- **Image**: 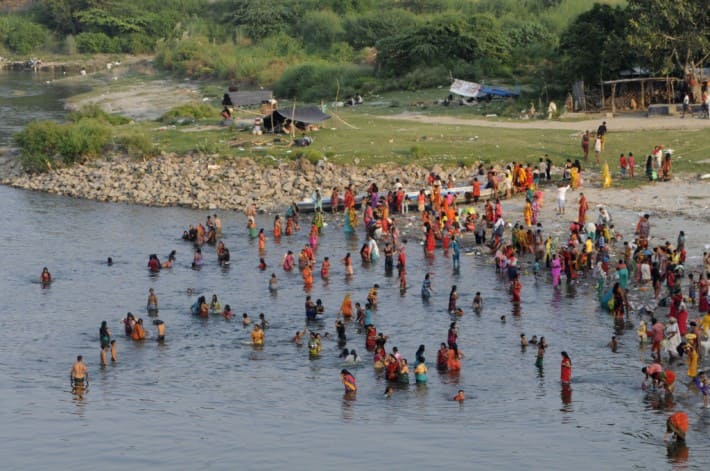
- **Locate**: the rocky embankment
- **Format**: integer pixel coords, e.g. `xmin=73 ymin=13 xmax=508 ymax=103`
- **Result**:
xmin=0 ymin=152 xmax=455 ymax=211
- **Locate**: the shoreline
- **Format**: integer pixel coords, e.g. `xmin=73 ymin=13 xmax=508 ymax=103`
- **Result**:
xmin=0 ymin=152 xmax=707 ymax=256
xmin=0 ymin=152 xmax=435 ymax=212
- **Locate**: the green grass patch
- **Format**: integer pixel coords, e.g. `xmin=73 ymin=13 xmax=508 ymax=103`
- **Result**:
xmin=68 ymin=104 xmax=131 ymax=125
xmin=160 ymin=103 xmax=218 ymax=123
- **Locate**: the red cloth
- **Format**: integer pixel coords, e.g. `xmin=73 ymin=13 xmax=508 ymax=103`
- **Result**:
xmin=561 ymin=358 xmax=572 ymax=383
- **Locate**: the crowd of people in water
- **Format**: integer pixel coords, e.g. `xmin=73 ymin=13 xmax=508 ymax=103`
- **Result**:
xmin=64 ymin=133 xmax=709 ymax=445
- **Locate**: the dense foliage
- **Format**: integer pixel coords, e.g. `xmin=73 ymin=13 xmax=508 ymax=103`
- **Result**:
xmin=15 ymin=105 xmax=158 ymax=172
xmin=15 ymin=119 xmax=111 ymax=172
xmin=1 ymin=0 xmax=708 ymax=100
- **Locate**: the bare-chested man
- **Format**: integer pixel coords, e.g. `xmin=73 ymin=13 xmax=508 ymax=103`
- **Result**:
xmin=70 ymin=355 xmax=88 ymax=389
xmin=245 ymin=200 xmax=257 ymax=218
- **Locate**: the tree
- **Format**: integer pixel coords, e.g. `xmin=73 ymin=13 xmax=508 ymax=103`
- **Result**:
xmin=343 ymin=9 xmax=419 ymax=49
xmin=626 ymin=0 xmax=710 ymax=77
xmin=376 ymin=13 xmax=509 ymax=77
xmin=295 ymin=10 xmax=344 ymax=53
xmin=558 ymin=4 xmax=633 ymax=85
xmin=223 ymin=0 xmax=293 ymax=41
xmin=37 ymin=0 xmax=113 ymax=35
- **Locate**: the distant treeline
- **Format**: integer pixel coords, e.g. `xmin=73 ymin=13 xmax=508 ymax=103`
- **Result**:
xmin=1 ymin=0 xmax=707 ymax=100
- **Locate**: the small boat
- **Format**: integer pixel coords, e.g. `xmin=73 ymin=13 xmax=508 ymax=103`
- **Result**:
xmin=296 ymin=185 xmax=496 ymax=213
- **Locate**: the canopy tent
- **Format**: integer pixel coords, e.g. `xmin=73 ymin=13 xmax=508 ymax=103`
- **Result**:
xmin=222 ymin=90 xmax=273 ymax=108
xmin=450 ymin=78 xmax=519 ymax=99
xmin=262 ymin=107 xmax=330 ymax=132
xmin=450 ymin=79 xmax=482 ymax=98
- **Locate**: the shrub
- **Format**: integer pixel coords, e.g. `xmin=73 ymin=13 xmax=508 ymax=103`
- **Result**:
xmin=117 ymin=133 xmax=158 ymax=159
xmin=15 ymin=120 xmax=112 ymax=172
xmin=160 ymin=103 xmax=218 ymax=123
xmin=68 ymin=104 xmax=131 ymax=126
xmin=274 ymin=63 xmax=373 ymax=102
xmin=20 ymin=152 xmax=53 ymax=173
xmin=3 ymin=17 xmax=48 ymax=54
xmin=120 ymin=33 xmax=155 ymax=54
xmin=410 ymin=145 xmax=427 ymax=159
xmin=15 ymin=120 xmax=63 ymax=159
xmin=57 ymin=122 xmax=111 ymax=164
xmin=76 ymin=32 xmax=120 ymax=53
xmin=293 ymin=149 xmax=323 ymax=165
xmin=64 ymin=34 xmax=77 ymax=55
xmin=295 ymin=10 xmax=344 ymax=53
xmin=388 ymin=65 xmax=448 ymax=91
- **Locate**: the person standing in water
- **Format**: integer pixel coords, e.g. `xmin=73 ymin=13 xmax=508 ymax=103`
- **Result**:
xmin=40 ymin=267 xmax=52 ymax=283
xmin=421 ymin=273 xmax=433 ymax=299
xmin=342 ymin=252 xmax=354 ymax=278
xmin=70 ymin=355 xmax=88 ymax=391
xmin=341 ymin=369 xmax=357 ymax=393
xmin=451 ymin=235 xmax=460 ymax=270
xmin=560 ymin=351 xmax=572 ymax=384
xmin=99 ymin=321 xmax=111 ymax=366
xmin=448 ymin=285 xmax=459 ymax=313
xmin=251 ymin=324 xmax=264 ymax=346
xmin=147 ymin=288 xmax=158 ymax=314
xmin=510 ymin=276 xmax=522 ymax=304
xmin=472 ymin=292 xmax=483 ymax=312
xmin=664 ymin=411 xmax=688 ymax=443
xmin=414 ymin=360 xmax=428 ymax=384
xmin=536 ymin=342 xmax=545 ymax=368
xmin=110 ymin=340 xmax=117 ymax=362
xmin=153 ymin=319 xmax=166 ymax=342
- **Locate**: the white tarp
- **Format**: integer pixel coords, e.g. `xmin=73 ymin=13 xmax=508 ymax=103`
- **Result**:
xmin=450 ymin=79 xmax=482 ymax=98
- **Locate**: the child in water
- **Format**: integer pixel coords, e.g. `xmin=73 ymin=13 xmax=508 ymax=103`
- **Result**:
xmin=292 ymin=329 xmax=307 ymax=345
xmin=472 ymin=292 xmax=483 ymax=311
xmin=453 ymin=390 xmax=465 ymax=401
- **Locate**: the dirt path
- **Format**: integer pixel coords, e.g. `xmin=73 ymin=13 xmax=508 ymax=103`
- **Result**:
xmin=382 ymin=112 xmax=710 ymax=132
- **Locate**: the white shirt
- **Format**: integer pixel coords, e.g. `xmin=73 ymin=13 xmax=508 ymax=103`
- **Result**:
xmin=557 ymin=185 xmax=570 ymax=200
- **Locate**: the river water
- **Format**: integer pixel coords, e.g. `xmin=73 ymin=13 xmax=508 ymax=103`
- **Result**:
xmin=0 ymin=70 xmax=89 ymax=145
xmin=0 ymin=72 xmax=706 ymax=470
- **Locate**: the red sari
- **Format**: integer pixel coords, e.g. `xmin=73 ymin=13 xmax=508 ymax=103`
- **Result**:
xmin=344 ymin=189 xmax=354 ymax=209
xmin=447 ymin=349 xmax=461 ymax=371
xmin=425 ymin=230 xmax=435 ymax=254
xmin=561 ymin=358 xmax=572 ymax=383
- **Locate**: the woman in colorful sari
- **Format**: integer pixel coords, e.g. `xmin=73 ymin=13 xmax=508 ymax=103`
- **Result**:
xmin=560 ymin=351 xmax=572 ymax=384
xmin=385 ymin=354 xmax=400 ymax=382
xmin=551 ymin=253 xmax=562 ymax=287
xmin=569 ymin=166 xmax=580 ymax=190
xmin=665 ymin=411 xmax=688 ymax=442
xmin=523 ymin=200 xmax=533 ymax=227
xmin=341 ymin=369 xmax=357 ymax=393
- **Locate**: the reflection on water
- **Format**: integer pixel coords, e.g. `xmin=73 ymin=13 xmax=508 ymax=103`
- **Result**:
xmin=0 ymin=185 xmax=709 ymax=468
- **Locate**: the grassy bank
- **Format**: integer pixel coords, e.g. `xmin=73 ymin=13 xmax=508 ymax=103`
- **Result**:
xmin=15 ymin=72 xmax=709 ymax=184
xmin=141 ymin=108 xmax=709 ymax=185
